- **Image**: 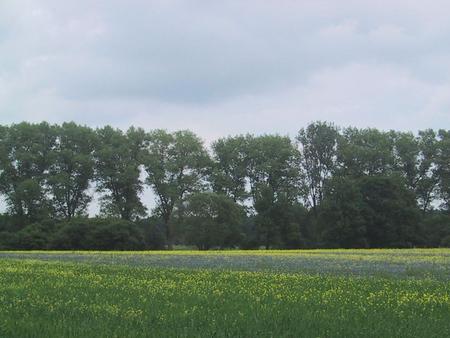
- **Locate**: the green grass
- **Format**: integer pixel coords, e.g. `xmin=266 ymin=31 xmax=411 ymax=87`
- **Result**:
xmin=0 ymin=250 xmax=449 ymax=337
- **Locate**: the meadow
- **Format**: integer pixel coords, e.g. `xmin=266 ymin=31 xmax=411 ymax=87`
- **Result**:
xmin=0 ymin=250 xmax=449 ymax=337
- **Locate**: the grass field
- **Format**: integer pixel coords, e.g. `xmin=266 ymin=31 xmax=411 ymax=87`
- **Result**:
xmin=0 ymin=250 xmax=449 ymax=337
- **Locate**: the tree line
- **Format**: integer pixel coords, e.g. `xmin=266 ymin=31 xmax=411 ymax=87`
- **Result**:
xmin=0 ymin=121 xmax=449 ymax=250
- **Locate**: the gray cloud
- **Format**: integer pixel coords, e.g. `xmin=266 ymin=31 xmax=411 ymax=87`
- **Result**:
xmin=0 ymin=0 xmax=449 ymax=138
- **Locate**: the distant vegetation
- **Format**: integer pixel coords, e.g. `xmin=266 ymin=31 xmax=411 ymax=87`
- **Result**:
xmin=0 ymin=121 xmax=448 ymax=249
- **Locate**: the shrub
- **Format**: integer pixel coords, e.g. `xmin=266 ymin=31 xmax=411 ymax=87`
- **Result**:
xmin=50 ymin=218 xmax=146 ymax=250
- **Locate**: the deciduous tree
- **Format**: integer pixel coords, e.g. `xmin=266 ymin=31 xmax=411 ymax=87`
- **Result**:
xmin=95 ymin=126 xmax=146 ymax=220
xmin=143 ymin=130 xmax=209 ymax=248
xmin=48 ymin=122 xmax=95 ymax=219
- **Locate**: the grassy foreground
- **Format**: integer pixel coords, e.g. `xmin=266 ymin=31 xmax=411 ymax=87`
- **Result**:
xmin=0 ymin=250 xmax=449 ymax=337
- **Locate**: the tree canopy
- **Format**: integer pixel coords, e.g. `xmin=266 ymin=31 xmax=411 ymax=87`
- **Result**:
xmin=0 ymin=121 xmax=448 ymax=250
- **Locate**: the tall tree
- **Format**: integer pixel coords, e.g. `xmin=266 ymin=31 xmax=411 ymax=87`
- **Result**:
xmin=0 ymin=122 xmax=56 ymax=221
xmin=246 ymin=135 xmax=300 ymax=248
xmin=318 ymin=176 xmax=368 ymax=248
xmin=359 ymin=176 xmax=421 ymax=247
xmin=210 ymin=136 xmax=249 ymax=203
xmin=319 ymin=175 xmax=421 ymax=248
xmin=337 ymin=127 xmax=395 ymax=177
xmin=47 ymin=122 xmax=95 ymax=219
xmin=393 ymin=130 xmax=439 ymax=212
xmin=94 ymin=126 xmax=146 ymax=220
xmin=437 ymin=129 xmax=450 ymax=211
xmin=393 ymin=131 xmax=420 ymax=188
xmin=0 ymin=125 xmax=8 ymax=197
xmin=143 ymin=130 xmax=209 ymax=249
xmin=297 ymin=121 xmax=339 ymax=214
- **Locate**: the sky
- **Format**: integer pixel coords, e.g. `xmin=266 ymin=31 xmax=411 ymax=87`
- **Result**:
xmin=0 ymin=0 xmax=449 ymax=144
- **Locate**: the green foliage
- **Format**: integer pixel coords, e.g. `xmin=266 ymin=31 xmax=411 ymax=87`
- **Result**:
xmin=50 ymin=218 xmax=145 ymax=250
xmin=0 ymin=231 xmax=17 ymax=249
xmin=338 ymin=127 xmax=396 ymax=177
xmin=135 ymin=217 xmax=167 ymax=250
xmin=143 ymin=129 xmax=210 ymax=248
xmin=297 ymin=121 xmax=339 ymax=213
xmin=48 ymin=122 xmax=96 ymax=219
xmin=94 ymin=126 xmax=146 ymax=220
xmin=210 ymin=135 xmax=249 ymax=202
xmin=183 ymin=192 xmax=245 ymax=249
xmin=437 ymin=129 xmax=450 ymax=210
xmin=319 ymin=176 xmax=422 ymax=248
xmin=359 ymin=176 xmax=421 ymax=247
xmin=246 ymin=135 xmax=301 ymax=248
xmin=319 ymin=176 xmax=368 ymax=248
xmin=392 ymin=129 xmax=439 ymax=212
xmin=15 ymin=220 xmax=56 ymax=250
xmin=0 ymin=121 xmax=448 ymax=250
xmin=421 ymin=212 xmax=450 ymax=247
xmin=0 ymin=122 xmax=56 ymax=221
xmin=441 ymin=235 xmax=450 ymax=247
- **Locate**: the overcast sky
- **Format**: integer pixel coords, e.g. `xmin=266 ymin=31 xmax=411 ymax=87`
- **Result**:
xmin=1 ymin=0 xmax=449 ymax=142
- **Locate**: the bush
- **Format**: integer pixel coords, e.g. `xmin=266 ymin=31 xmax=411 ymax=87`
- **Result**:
xmin=50 ymin=218 xmax=146 ymax=250
xmin=0 ymin=231 xmax=18 ymax=249
xmin=183 ymin=193 xmax=245 ymax=250
xmin=441 ymin=235 xmax=450 ymax=247
xmin=16 ymin=224 xmax=49 ymax=250
xmin=136 ymin=217 xmax=166 ymax=250
xmin=13 ymin=219 xmax=57 ymax=249
xmin=421 ymin=212 xmax=450 ymax=247
xmin=0 ymin=214 xmax=29 ymax=233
